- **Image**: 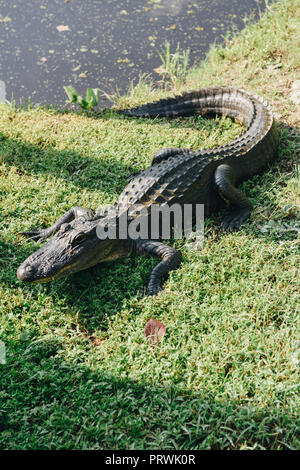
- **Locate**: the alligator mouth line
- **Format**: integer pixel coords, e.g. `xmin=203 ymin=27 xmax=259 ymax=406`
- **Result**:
xmin=23 ymin=261 xmax=79 ymax=283
xmin=30 ymin=276 xmax=56 ymax=284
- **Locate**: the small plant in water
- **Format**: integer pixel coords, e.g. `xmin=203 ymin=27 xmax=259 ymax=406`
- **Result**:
xmin=64 ymin=85 xmax=99 ymax=111
xmin=156 ymin=41 xmax=190 ymax=88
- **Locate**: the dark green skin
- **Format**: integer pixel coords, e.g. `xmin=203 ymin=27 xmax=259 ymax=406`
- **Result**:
xmin=17 ymin=87 xmax=279 ymax=295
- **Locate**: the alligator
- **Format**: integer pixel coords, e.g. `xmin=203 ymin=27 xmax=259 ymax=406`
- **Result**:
xmin=17 ymin=87 xmax=279 ymax=295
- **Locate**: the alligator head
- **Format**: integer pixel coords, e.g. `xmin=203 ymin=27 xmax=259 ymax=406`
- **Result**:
xmin=17 ymin=216 xmax=127 ymax=283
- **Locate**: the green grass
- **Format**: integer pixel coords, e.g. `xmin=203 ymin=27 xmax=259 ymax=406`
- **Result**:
xmin=0 ymin=0 xmax=299 ymax=450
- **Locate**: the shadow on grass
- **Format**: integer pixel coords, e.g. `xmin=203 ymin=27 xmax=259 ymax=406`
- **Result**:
xmin=0 ymin=133 xmax=135 ymax=195
xmin=44 ymin=256 xmax=155 ymax=332
xmin=0 ymin=338 xmax=298 ymax=450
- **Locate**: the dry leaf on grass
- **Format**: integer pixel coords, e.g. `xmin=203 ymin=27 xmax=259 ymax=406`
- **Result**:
xmin=153 ymin=66 xmax=167 ymax=75
xmin=90 ymin=336 xmax=105 ymax=346
xmin=144 ymin=319 xmax=166 ymax=347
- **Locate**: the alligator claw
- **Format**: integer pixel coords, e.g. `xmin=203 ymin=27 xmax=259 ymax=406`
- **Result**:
xmin=221 ymin=208 xmax=251 ymax=232
xmin=146 ymin=284 xmax=163 ymax=297
xmin=19 ymin=228 xmax=49 ymax=242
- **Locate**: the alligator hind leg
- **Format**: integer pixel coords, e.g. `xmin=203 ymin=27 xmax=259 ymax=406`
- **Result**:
xmin=214 ymin=164 xmax=252 ymax=232
xmin=133 ymin=239 xmax=182 ymax=296
xmin=20 ymin=206 xmax=94 ymax=242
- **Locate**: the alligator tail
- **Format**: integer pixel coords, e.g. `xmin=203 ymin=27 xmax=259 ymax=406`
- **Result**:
xmin=116 ymin=87 xmax=255 ymax=121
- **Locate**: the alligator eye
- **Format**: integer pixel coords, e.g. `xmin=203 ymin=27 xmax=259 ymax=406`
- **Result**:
xmin=73 ymin=233 xmax=86 ymax=245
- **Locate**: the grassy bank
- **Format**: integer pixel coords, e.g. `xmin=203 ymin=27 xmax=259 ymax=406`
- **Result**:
xmin=0 ymin=0 xmax=299 ymax=449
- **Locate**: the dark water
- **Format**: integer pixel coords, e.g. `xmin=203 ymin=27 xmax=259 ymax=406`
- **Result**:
xmin=0 ymin=0 xmax=268 ymax=108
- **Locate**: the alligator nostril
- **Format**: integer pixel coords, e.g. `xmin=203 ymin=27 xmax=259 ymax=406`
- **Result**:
xmin=60 ymin=223 xmax=70 ymax=233
xmin=17 ymin=264 xmax=35 ymax=281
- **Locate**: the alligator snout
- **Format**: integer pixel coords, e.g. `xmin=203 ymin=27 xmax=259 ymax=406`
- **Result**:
xmin=17 ymin=263 xmax=36 ymax=282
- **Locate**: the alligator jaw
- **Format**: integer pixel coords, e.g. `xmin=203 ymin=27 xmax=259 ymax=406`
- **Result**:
xmin=17 ymin=224 xmax=126 ymax=284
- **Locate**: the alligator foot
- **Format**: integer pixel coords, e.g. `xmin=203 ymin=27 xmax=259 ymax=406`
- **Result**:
xmin=20 ymin=206 xmax=94 ymax=242
xmin=214 ymin=164 xmax=253 ymax=232
xmin=146 ymin=283 xmax=163 ymax=297
xmin=20 ymin=227 xmax=53 ymax=242
xmin=221 ymin=207 xmax=251 ymax=232
xmin=133 ymin=239 xmax=182 ymax=296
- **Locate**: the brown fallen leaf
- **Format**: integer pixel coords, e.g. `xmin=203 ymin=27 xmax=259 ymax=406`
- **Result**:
xmin=56 ymin=25 xmax=70 ymax=32
xmin=153 ymin=66 xmax=167 ymax=75
xmin=90 ymin=336 xmax=105 ymax=346
xmin=144 ymin=319 xmax=166 ymax=347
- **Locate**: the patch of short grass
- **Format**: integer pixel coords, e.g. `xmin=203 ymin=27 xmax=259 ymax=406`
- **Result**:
xmin=0 ymin=0 xmax=299 ymax=450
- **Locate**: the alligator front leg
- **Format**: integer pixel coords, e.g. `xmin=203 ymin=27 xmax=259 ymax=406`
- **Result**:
xmin=20 ymin=206 xmax=94 ymax=241
xmin=134 ymin=239 xmax=182 ymax=296
xmin=214 ymin=164 xmax=253 ymax=232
